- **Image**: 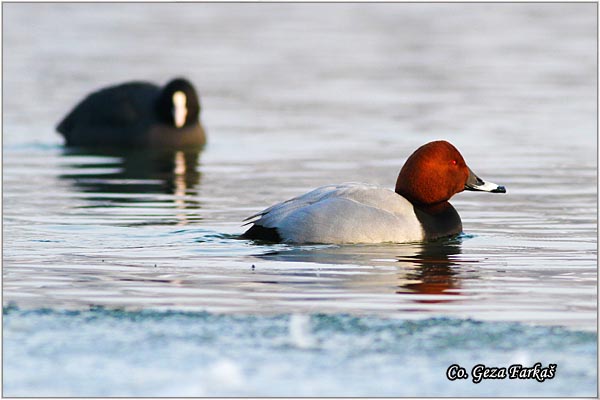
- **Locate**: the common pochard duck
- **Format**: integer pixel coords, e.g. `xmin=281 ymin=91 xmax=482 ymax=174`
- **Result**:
xmin=243 ymin=140 xmax=506 ymax=244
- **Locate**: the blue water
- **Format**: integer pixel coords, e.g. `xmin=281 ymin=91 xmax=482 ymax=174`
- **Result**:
xmin=3 ymin=306 xmax=596 ymax=397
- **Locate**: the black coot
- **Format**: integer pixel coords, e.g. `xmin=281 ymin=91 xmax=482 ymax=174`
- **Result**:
xmin=57 ymin=78 xmax=206 ymax=148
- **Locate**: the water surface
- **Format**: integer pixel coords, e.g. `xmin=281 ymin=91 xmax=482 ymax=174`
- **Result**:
xmin=3 ymin=307 xmax=597 ymax=397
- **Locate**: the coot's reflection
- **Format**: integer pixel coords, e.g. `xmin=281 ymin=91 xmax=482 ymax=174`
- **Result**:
xmin=59 ymin=148 xmax=203 ymax=221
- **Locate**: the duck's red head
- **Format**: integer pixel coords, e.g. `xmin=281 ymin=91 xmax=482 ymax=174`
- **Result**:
xmin=395 ymin=140 xmax=505 ymax=206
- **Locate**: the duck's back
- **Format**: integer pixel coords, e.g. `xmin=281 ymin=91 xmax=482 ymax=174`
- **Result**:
xmin=244 ymin=183 xmax=425 ymax=244
xmin=57 ymin=82 xmax=161 ymax=147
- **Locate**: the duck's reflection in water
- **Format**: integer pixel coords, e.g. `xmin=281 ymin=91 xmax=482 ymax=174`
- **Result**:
xmin=395 ymin=239 xmax=464 ymax=302
xmin=59 ymin=148 xmax=203 ymax=225
xmin=252 ymin=237 xmax=471 ymax=303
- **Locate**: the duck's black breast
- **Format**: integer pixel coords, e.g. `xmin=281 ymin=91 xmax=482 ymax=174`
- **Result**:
xmin=413 ymin=202 xmax=463 ymax=240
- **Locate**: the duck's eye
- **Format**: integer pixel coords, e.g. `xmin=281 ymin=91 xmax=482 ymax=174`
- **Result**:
xmin=451 ymin=159 xmax=457 ymax=166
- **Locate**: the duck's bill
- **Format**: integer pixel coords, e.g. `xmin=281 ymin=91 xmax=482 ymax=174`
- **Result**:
xmin=465 ymin=167 xmax=506 ymax=193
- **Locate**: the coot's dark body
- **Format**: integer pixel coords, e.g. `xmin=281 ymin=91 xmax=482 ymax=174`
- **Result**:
xmin=57 ymin=78 xmax=206 ymax=149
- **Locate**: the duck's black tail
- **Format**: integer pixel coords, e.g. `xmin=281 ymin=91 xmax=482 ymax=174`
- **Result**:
xmin=241 ymin=225 xmax=282 ymax=243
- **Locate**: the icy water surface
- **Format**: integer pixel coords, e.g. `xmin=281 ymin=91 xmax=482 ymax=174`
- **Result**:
xmin=3 ymin=2 xmax=597 ymax=397
xmin=3 ymin=307 xmax=597 ymax=397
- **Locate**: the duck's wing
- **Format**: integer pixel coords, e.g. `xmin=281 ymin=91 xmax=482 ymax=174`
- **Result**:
xmin=243 ymin=182 xmax=400 ymax=227
xmin=242 ymin=184 xmax=347 ymax=226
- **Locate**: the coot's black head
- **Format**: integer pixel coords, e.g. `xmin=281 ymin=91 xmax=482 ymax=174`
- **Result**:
xmin=156 ymin=78 xmax=201 ymax=128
